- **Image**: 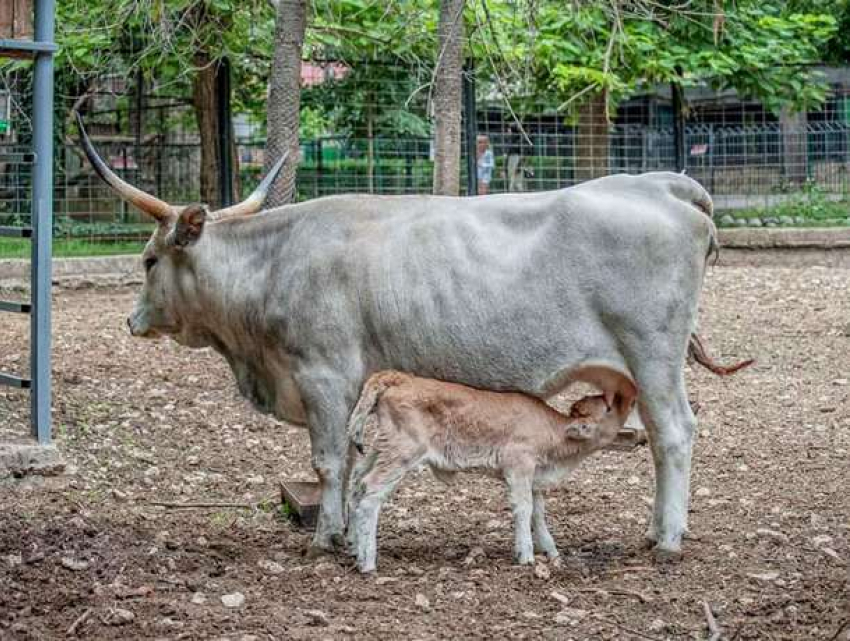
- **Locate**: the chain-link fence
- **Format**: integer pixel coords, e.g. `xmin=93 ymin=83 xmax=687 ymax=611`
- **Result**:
xmin=2 ymin=61 xmax=850 ymax=256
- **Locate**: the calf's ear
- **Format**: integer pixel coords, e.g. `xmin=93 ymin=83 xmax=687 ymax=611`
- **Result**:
xmin=168 ymin=204 xmax=208 ymax=248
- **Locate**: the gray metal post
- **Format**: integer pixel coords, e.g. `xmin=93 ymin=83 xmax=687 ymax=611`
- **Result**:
xmin=31 ymin=0 xmax=55 ymax=444
xmin=216 ymin=57 xmax=233 ymax=208
xmin=671 ymin=81 xmax=686 ymax=172
xmin=463 ymin=64 xmax=477 ymax=196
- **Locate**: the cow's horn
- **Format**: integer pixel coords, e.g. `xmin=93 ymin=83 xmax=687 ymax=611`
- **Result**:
xmin=76 ymin=112 xmax=173 ymax=222
xmin=212 ymin=152 xmax=288 ymax=220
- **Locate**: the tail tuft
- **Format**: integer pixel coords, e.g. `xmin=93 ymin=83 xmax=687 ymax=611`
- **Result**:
xmin=688 ymin=334 xmax=754 ymax=376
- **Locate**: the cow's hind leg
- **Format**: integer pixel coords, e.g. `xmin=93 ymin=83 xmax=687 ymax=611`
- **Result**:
xmin=634 ymin=364 xmax=696 ymax=561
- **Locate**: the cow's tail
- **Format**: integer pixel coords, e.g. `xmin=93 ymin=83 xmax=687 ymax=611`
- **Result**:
xmin=688 ymin=333 xmax=754 ymax=376
xmin=348 ymin=371 xmax=410 ymax=454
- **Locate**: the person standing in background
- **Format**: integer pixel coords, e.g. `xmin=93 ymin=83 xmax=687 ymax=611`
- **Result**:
xmin=477 ymin=134 xmax=495 ymax=195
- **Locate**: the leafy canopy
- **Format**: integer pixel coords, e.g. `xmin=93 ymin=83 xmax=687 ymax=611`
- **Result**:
xmin=41 ymin=0 xmax=844 ymax=127
xmin=473 ymin=0 xmax=838 ymax=115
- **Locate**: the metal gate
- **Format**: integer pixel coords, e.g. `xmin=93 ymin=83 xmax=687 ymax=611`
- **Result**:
xmin=0 ymin=0 xmax=54 ymax=444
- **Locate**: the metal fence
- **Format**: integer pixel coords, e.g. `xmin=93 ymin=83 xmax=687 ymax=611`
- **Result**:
xmin=0 ymin=123 xmax=843 ymax=250
xmin=1 ymin=122 xmax=848 ymax=240
xmin=2 ymin=62 xmax=850 ymax=250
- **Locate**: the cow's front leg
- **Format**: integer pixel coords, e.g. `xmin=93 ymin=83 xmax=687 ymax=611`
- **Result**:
xmin=298 ymin=372 xmax=360 ymax=553
xmin=309 ymin=425 xmax=347 ymax=552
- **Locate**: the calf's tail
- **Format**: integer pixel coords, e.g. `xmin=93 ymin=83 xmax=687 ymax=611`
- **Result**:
xmin=688 ymin=333 xmax=754 ymax=376
xmin=348 ymin=371 xmax=410 ymax=454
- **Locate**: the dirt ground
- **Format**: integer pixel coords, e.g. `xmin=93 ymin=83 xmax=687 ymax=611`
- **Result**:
xmin=0 ymin=262 xmax=848 ymax=640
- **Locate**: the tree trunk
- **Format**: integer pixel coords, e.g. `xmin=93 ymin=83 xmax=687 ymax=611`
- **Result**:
xmin=432 ymin=0 xmax=464 ymax=196
xmin=192 ymin=55 xmax=240 ymax=208
xmin=193 ymin=54 xmax=221 ymax=208
xmin=265 ymin=0 xmax=307 ymax=207
xmin=781 ymin=106 xmax=807 ymax=185
xmin=574 ymin=91 xmax=610 ymax=183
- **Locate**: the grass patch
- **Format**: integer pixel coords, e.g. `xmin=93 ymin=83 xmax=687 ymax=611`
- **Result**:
xmin=0 ymin=238 xmax=145 ymax=259
xmin=719 ymin=182 xmax=850 ymax=227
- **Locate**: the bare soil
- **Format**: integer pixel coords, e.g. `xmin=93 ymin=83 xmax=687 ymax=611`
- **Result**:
xmin=0 ymin=264 xmax=848 ymax=640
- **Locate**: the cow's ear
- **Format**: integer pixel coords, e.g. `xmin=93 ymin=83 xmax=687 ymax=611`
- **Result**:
xmin=168 ymin=204 xmax=208 ymax=248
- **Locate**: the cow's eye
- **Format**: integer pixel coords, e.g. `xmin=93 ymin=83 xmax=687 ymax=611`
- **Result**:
xmin=144 ymin=257 xmax=158 ymax=273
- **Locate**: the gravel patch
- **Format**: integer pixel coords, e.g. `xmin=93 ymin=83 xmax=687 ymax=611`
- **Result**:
xmin=0 ymin=264 xmax=847 ymax=639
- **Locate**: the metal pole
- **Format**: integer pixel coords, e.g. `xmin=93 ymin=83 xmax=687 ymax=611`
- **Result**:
xmin=463 ymin=63 xmax=477 ymax=196
xmin=216 ymin=57 xmax=233 ymax=208
xmin=31 ymin=0 xmax=55 ymax=444
xmin=134 ymin=66 xmax=143 ymax=196
xmin=671 ymin=81 xmax=686 ymax=172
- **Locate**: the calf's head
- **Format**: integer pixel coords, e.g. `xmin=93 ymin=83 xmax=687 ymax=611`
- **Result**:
xmin=76 ymin=115 xmax=285 ymax=346
xmin=568 ymin=395 xmax=609 ymax=421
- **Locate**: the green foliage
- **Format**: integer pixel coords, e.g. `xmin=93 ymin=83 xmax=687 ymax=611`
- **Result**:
xmin=51 ymin=217 xmax=152 ymax=239
xmin=308 ymin=0 xmax=438 ymax=61
xmin=730 ymin=181 xmax=850 ymax=224
xmin=475 ymin=0 xmax=838 ymax=117
xmin=0 ymin=237 xmax=145 ymax=258
xmin=55 ymin=0 xmax=275 ymax=116
xmin=19 ymin=1 xmax=850 ymax=157
xmin=51 ymin=0 xmax=442 ymax=131
xmin=300 ymin=106 xmax=331 ymax=139
xmin=302 ymin=64 xmax=431 ymax=138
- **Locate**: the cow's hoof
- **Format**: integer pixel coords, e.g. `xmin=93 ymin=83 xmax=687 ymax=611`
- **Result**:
xmin=643 ymin=525 xmax=657 ymax=548
xmin=308 ymin=532 xmax=346 ymax=558
xmin=653 ymin=547 xmax=683 ymax=564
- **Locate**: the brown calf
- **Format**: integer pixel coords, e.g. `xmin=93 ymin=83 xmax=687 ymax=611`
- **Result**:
xmin=346 ymin=371 xmax=637 ymax=572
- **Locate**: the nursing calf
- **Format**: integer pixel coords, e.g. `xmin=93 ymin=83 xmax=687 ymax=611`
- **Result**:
xmin=346 ymin=371 xmax=637 ymax=573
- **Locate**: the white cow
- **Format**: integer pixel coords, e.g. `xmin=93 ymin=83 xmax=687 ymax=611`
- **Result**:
xmin=79 ymin=116 xmax=731 ymax=559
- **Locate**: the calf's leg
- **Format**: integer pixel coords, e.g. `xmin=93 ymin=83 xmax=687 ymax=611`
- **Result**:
xmin=505 ymin=470 xmax=535 ymax=564
xmin=352 ymin=450 xmax=416 ymax=573
xmin=531 ymin=489 xmax=559 ymax=560
xmin=345 ymin=450 xmax=378 ymax=554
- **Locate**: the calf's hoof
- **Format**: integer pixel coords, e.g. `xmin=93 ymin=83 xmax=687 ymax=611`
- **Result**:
xmin=653 ymin=546 xmax=683 ymax=564
xmin=306 ymin=544 xmax=335 ymax=559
